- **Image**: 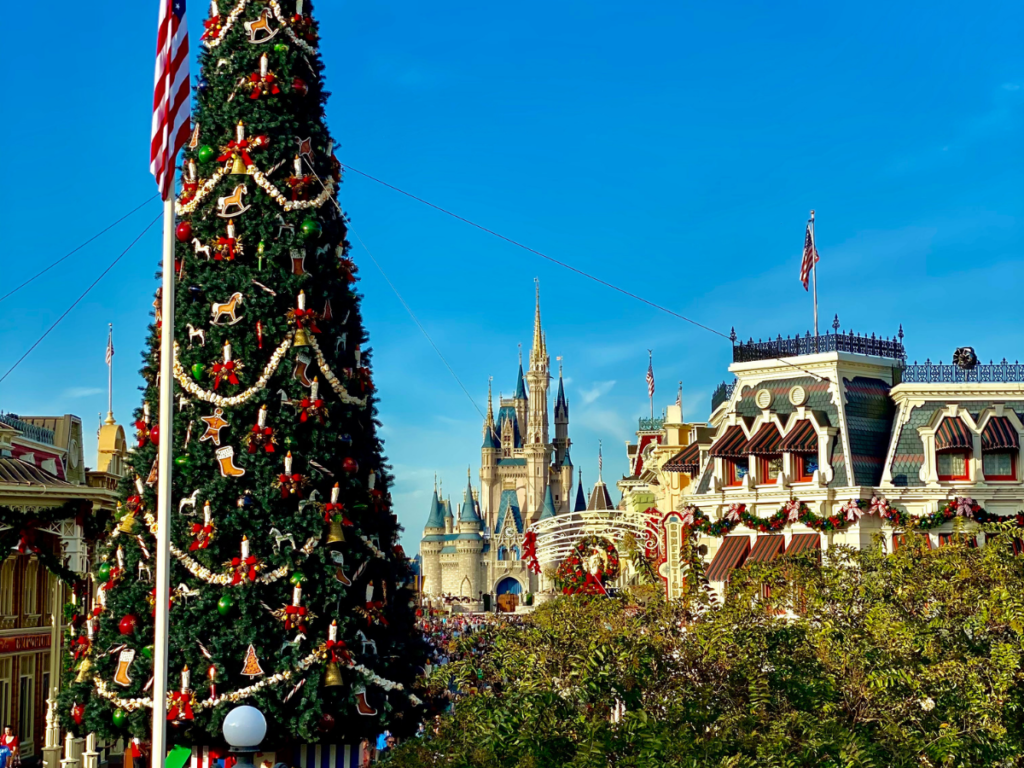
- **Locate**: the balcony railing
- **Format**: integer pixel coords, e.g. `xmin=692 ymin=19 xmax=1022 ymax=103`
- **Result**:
xmin=732 ymin=328 xmax=906 ymax=364
xmin=900 ymin=358 xmax=1024 ymax=384
xmin=0 ymin=413 xmax=55 ymax=445
xmin=637 ymin=417 xmax=664 ymax=432
xmin=711 ymin=380 xmax=736 ymax=411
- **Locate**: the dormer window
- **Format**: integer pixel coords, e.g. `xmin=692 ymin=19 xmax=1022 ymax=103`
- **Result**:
xmin=935 ymin=417 xmax=972 ymax=482
xmin=725 ymin=459 xmax=748 ymax=487
xmin=709 ymin=426 xmax=749 ymax=488
xmin=747 ymin=423 xmax=782 ymax=485
xmin=794 ymin=454 xmax=818 ymax=483
xmin=781 ymin=420 xmax=819 ymax=483
xmin=982 ymin=417 xmax=1019 ymax=481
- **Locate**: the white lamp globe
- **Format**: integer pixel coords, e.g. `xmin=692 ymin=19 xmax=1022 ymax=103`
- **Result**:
xmin=222 ymin=705 xmax=267 ymax=749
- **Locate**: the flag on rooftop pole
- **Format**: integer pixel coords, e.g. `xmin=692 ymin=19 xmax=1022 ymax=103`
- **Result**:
xmin=149 ymin=0 xmax=190 ymax=763
xmin=105 ymin=325 xmax=115 ymax=365
xmin=646 ymin=350 xmax=655 ymax=419
xmin=800 ymin=211 xmax=820 ymax=338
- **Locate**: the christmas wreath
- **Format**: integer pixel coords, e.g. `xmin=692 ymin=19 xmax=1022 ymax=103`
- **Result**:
xmin=555 ymin=535 xmax=620 ymax=595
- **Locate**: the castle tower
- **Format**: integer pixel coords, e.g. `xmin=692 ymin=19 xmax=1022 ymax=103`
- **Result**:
xmin=513 ymin=347 xmax=527 ymax=436
xmin=574 ymin=468 xmax=587 ymax=512
xmin=456 ymin=469 xmax=484 ymax=597
xmin=480 ymin=378 xmax=498 ymax=530
xmin=420 ymin=478 xmax=445 ymax=596
xmin=553 ymin=357 xmax=573 ymax=511
xmin=524 ymin=280 xmax=552 ymax=520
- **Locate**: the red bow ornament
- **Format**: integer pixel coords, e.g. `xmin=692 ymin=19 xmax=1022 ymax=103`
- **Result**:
xmin=167 ymin=691 xmax=195 ymax=721
xmin=324 ymin=639 xmax=352 ymax=664
xmin=211 ymin=360 xmax=239 ymax=389
xmin=134 ymin=419 xmax=152 ymax=448
xmin=71 ymin=635 xmax=91 ymax=661
xmin=323 ymin=502 xmax=353 ymax=526
xmin=201 ymin=14 xmax=222 ymax=40
xmin=249 ymin=71 xmax=280 ymax=99
xmin=291 ymin=308 xmax=322 ymax=335
xmin=284 ymin=605 xmax=308 ymax=632
xmin=298 ymin=397 xmax=326 ymax=424
xmin=247 ymin=425 xmax=276 ymax=453
xmin=215 ymin=237 xmax=237 ymax=261
xmin=277 ymin=473 xmax=306 ymax=498
xmin=228 ymin=555 xmax=260 ymax=585
xmin=189 ymin=522 xmax=215 ymax=551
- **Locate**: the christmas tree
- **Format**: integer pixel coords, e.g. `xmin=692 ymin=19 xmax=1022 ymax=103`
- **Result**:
xmin=59 ymin=0 xmax=425 ymax=747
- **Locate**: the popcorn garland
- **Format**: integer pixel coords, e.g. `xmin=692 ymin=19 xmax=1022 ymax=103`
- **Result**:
xmin=308 ymin=335 xmax=369 ymax=407
xmin=93 ymin=647 xmax=420 ymax=711
xmin=204 ymin=0 xmax=318 ymax=57
xmin=173 ymin=337 xmax=292 ymax=408
xmin=175 ymin=165 xmax=334 ymax=216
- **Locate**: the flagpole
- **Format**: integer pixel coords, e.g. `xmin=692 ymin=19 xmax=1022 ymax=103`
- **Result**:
xmin=809 ymin=210 xmax=819 ymax=339
xmin=106 ymin=324 xmax=114 ymax=422
xmin=648 ymin=350 xmax=653 ymax=419
xmin=151 ymin=196 xmax=176 ymax=765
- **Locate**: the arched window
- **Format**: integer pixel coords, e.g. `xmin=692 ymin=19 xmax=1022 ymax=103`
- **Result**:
xmin=935 ymin=417 xmax=972 ymax=481
xmin=497 ymin=546 xmax=508 ymax=561
xmin=510 ymin=546 xmax=520 ymax=560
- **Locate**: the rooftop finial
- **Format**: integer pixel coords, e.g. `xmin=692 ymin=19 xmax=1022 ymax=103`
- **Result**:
xmin=518 ymin=343 xmax=522 ymax=366
xmin=557 ymin=355 xmax=563 ymax=377
xmin=485 ymin=377 xmax=494 ymax=426
xmin=434 ymin=472 xmax=437 ymax=491
xmin=598 ymin=440 xmax=603 ymax=482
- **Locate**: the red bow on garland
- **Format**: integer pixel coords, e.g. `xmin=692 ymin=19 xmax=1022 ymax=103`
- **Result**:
xmin=71 ymin=635 xmax=91 ymax=661
xmin=284 ymin=605 xmax=308 ymax=632
xmin=249 ymin=72 xmax=280 ymax=99
xmin=278 ymin=473 xmax=306 ymax=498
xmin=211 ymin=360 xmax=239 ymax=389
xmin=287 ymin=174 xmax=313 ymax=201
xmin=324 ymin=502 xmax=353 ymax=526
xmin=201 ymin=15 xmax=222 ymax=40
xmin=325 ymin=639 xmax=352 ymax=664
xmin=126 ymin=493 xmax=144 ymax=514
xmin=103 ymin=567 xmax=123 ymax=592
xmin=292 ymin=308 xmax=321 ymax=334
xmin=189 ymin=522 xmax=214 ymax=551
xmin=229 ymin=556 xmax=259 ymax=585
xmin=217 ymin=141 xmax=253 ymax=168
xmin=215 ymin=237 xmax=237 ymax=260
xmin=133 ymin=420 xmax=151 ymax=448
xmin=167 ymin=691 xmax=195 ymax=721
xmin=298 ymin=397 xmax=325 ymax=423
xmin=247 ymin=425 xmax=276 ymax=453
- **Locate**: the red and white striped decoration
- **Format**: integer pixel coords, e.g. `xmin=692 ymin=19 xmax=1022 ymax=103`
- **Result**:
xmin=150 ymin=0 xmax=191 ymax=200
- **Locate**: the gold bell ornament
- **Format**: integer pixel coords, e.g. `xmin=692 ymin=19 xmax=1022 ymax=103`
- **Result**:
xmin=231 ymin=121 xmax=248 ymax=174
xmin=293 ymin=326 xmax=311 ymax=347
xmin=326 ymin=518 xmax=345 ymax=545
xmin=75 ymin=657 xmax=93 ymax=684
xmin=323 ymin=661 xmax=343 ymax=687
xmin=117 ymin=508 xmax=137 ymax=535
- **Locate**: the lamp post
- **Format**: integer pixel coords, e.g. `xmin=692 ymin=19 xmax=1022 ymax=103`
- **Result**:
xmin=222 ymin=706 xmax=267 ymax=768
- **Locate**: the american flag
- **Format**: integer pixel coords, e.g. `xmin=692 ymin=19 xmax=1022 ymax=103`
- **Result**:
xmin=150 ymin=0 xmax=191 ymax=200
xmin=105 ymin=326 xmax=115 ymax=366
xmin=646 ymin=353 xmax=655 ymax=398
xmin=799 ymin=219 xmax=819 ymax=291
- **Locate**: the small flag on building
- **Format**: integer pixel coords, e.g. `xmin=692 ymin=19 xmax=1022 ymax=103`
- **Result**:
xmin=799 ymin=219 xmax=819 ymax=291
xmin=646 ymin=351 xmax=655 ymax=398
xmin=105 ymin=326 xmax=115 ymax=365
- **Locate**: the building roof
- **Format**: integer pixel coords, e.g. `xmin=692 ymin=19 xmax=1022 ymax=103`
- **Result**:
xmin=496 ymin=406 xmax=523 ymax=449
xmin=561 ymin=448 xmax=573 ymax=467
xmin=586 ymin=480 xmax=615 ymax=511
xmin=539 ymin=485 xmax=557 ymax=520
xmin=482 ymin=425 xmax=499 ymax=449
xmin=442 ymin=498 xmax=453 ymax=519
xmin=496 ymin=490 xmax=524 ymax=532
xmin=574 ymin=473 xmax=587 ymax=511
xmin=424 ymin=488 xmax=445 ymax=530
xmin=0 ymin=456 xmax=71 ymax=487
xmin=664 ymin=443 xmax=700 ymax=472
xmin=554 ymin=371 xmax=568 ymax=418
xmin=459 ymin=476 xmax=480 ymax=523
xmin=497 ymin=458 xmax=526 ymax=466
xmin=514 ymin=363 xmax=527 ymax=400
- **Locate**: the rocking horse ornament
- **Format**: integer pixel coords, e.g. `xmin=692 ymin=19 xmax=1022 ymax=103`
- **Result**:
xmin=216 ymin=184 xmax=250 ymax=218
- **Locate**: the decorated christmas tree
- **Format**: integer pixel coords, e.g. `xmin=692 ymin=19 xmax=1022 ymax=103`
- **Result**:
xmin=59 ymin=0 xmax=425 ymax=747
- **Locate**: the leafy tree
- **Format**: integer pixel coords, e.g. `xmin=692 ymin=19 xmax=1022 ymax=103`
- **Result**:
xmin=388 ymin=525 xmax=1024 ymax=767
xmin=59 ymin=0 xmax=425 ymax=747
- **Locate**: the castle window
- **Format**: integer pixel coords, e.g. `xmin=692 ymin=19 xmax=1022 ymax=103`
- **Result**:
xmin=497 ymin=546 xmax=508 ymax=561
xmin=511 ymin=546 xmax=520 ymax=560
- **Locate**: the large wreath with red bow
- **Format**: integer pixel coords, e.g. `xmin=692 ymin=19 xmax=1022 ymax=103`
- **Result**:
xmin=555 ymin=535 xmax=620 ymax=595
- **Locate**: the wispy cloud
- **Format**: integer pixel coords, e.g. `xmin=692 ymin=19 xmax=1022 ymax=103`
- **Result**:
xmin=63 ymin=387 xmax=104 ymax=399
xmin=578 ymin=380 xmax=616 ymax=405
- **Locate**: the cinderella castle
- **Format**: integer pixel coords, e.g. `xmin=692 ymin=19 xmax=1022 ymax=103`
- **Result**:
xmin=420 ymin=283 xmax=579 ymax=606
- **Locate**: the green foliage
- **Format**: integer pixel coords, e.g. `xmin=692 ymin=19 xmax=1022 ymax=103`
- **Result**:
xmin=56 ymin=0 xmax=425 ymax=747
xmin=387 ymin=526 xmax=1024 ymax=767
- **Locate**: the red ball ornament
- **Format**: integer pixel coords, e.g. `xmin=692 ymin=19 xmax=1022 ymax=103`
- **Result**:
xmin=175 ymin=221 xmax=193 ymax=242
xmin=149 ymin=424 xmax=160 ymax=445
xmin=292 ymin=77 xmax=308 ymax=96
xmin=118 ymin=614 xmax=138 ymax=636
xmin=71 ymin=703 xmax=85 ymax=726
xmin=342 ymin=458 xmax=358 ymax=474
xmin=317 ymin=713 xmax=336 ymax=732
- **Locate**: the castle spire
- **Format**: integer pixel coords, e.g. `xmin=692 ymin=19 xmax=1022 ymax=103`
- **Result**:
xmin=529 ymin=278 xmax=547 ymax=369
xmin=486 ymin=377 xmax=494 ymax=425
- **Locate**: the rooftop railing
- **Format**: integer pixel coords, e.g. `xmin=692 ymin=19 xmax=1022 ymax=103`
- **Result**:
xmin=637 ymin=417 xmax=665 ymax=432
xmin=711 ymin=380 xmax=736 ymax=411
xmin=0 ymin=413 xmax=56 ymax=445
xmin=731 ymin=326 xmax=906 ymax=364
xmin=900 ymin=358 xmax=1024 ymax=384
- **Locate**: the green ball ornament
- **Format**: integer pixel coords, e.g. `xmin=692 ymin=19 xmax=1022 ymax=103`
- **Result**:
xmin=289 ymin=573 xmax=305 ymax=587
xmin=299 ymin=218 xmax=322 ymax=240
xmin=174 ymin=455 xmax=190 ymax=467
xmin=97 ymin=562 xmax=112 ymax=582
xmin=141 ymin=645 xmax=154 ymax=660
xmin=217 ymin=595 xmax=236 ymax=616
xmin=274 ymin=43 xmax=289 ymax=52
xmin=191 ymin=363 xmax=205 ymax=381
xmin=112 ymin=709 xmax=128 ymax=728
xmin=197 ymin=145 xmax=216 ymax=163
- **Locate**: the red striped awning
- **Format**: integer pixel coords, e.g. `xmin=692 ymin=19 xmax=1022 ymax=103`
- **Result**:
xmin=893 ymin=533 xmax=931 ymax=551
xmin=706 ymin=536 xmax=750 ymax=582
xmin=935 ymin=417 xmax=972 ymax=451
xmin=746 ymin=424 xmax=783 ymax=456
xmin=664 ymin=443 xmax=700 ymax=472
xmin=709 ymin=426 xmax=749 ymax=459
xmin=785 ymin=533 xmax=821 ymax=556
xmin=780 ymin=420 xmax=818 ymax=453
xmin=746 ymin=535 xmax=784 ymax=564
xmin=982 ymin=417 xmax=1019 ymax=451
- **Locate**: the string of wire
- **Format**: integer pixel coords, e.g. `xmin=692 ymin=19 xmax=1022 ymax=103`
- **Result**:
xmin=0 ymin=195 xmax=159 ymax=305
xmin=301 ymin=157 xmax=485 ymax=417
xmin=338 ymin=164 xmax=828 ymax=383
xmin=0 ymin=212 xmax=164 ymax=386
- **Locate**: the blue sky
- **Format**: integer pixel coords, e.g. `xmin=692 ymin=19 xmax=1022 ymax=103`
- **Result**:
xmin=1 ymin=1 xmax=1021 ymax=550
